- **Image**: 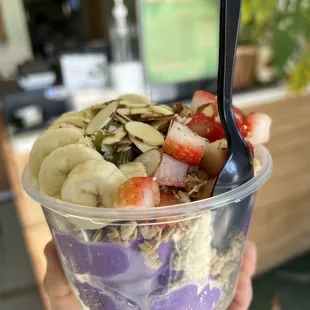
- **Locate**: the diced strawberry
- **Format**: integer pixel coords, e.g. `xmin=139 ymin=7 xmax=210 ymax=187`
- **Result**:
xmin=191 ymin=91 xmax=217 ymax=113
xmin=187 ymin=113 xmax=225 ymax=142
xmin=233 ymin=106 xmax=246 ymax=124
xmin=197 ymin=102 xmax=218 ymax=118
xmin=115 ymin=177 xmax=160 ymax=208
xmin=163 ymin=121 xmax=206 ymax=166
xmin=200 ymin=139 xmax=228 ymax=177
xmin=159 ymin=192 xmax=180 ymax=207
xmin=245 ymin=112 xmax=272 ymax=145
xmin=188 ymin=111 xmax=248 ymax=142
xmin=154 ymin=154 xmax=189 ymax=186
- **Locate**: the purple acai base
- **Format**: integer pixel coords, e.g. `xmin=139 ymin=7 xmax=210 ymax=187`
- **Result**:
xmin=54 ymin=232 xmax=222 ymax=310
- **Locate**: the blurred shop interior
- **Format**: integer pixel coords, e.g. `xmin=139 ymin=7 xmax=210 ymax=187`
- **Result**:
xmin=0 ymin=0 xmax=310 ymax=309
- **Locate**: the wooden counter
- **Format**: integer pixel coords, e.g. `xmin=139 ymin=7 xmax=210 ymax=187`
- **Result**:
xmin=1 ymin=93 xmax=310 ymax=308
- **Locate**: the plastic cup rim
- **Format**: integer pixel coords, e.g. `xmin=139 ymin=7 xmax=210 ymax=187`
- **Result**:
xmin=22 ymin=145 xmax=273 ymax=221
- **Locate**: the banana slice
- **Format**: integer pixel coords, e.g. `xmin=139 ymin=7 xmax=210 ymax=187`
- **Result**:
xmin=119 ymin=162 xmax=147 ymax=179
xmin=29 ymin=127 xmax=93 ymax=180
xmin=38 ymin=144 xmax=103 ymax=197
xmin=150 ymin=105 xmax=174 ymax=116
xmin=61 ymin=159 xmax=127 ymax=208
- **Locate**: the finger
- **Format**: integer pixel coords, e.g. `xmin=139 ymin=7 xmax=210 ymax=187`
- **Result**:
xmin=228 ymin=271 xmax=253 ymax=310
xmin=241 ymin=240 xmax=257 ymax=278
xmin=44 ymin=241 xmax=71 ymax=298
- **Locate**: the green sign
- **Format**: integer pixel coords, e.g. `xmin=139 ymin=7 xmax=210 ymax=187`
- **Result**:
xmin=141 ymin=0 xmax=219 ymax=84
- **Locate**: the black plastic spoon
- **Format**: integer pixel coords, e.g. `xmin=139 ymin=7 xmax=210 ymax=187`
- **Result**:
xmin=211 ymin=0 xmax=254 ymax=251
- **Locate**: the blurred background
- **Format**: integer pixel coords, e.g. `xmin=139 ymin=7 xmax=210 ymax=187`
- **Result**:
xmin=0 ymin=0 xmax=309 ymax=309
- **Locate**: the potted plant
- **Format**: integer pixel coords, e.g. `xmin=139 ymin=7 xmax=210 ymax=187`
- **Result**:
xmin=234 ymin=0 xmax=278 ymax=89
xmin=270 ymin=0 xmax=310 ymax=93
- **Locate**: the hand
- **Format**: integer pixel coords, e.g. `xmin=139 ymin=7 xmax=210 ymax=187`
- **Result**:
xmin=44 ymin=240 xmax=257 ymax=310
xmin=228 ymin=240 xmax=257 ymax=310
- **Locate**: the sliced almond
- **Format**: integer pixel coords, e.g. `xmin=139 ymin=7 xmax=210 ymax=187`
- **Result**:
xmin=125 ymin=121 xmax=164 ymax=146
xmin=113 ymin=112 xmax=132 ymax=124
xmin=114 ymin=136 xmax=132 ymax=146
xmin=119 ymin=162 xmax=147 ymax=179
xmin=119 ymin=100 xmax=149 ymax=108
xmin=117 ymin=107 xmax=151 ymax=115
xmin=118 ymin=94 xmax=150 ymax=106
xmin=86 ymin=101 xmax=119 ymax=135
xmin=139 ymin=114 xmax=170 ymax=121
xmin=50 ymin=115 xmax=90 ymax=129
xmin=134 ymin=149 xmax=163 ymax=176
xmin=101 ymin=126 xmax=127 ymax=145
xmin=129 ymin=136 xmax=156 ymax=153
xmin=151 ymin=118 xmax=171 ymax=131
xmin=150 ymin=105 xmax=174 ymax=116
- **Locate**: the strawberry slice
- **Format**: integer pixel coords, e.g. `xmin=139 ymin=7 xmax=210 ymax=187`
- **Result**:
xmin=115 ymin=177 xmax=160 ymax=208
xmin=245 ymin=112 xmax=272 ymax=145
xmin=200 ymin=139 xmax=228 ymax=177
xmin=159 ymin=192 xmax=180 ymax=207
xmin=154 ymin=154 xmax=189 ymax=187
xmin=191 ymin=90 xmax=217 ymax=113
xmin=187 ymin=113 xmax=225 ymax=142
xmin=163 ymin=121 xmax=206 ymax=166
xmin=233 ymin=106 xmax=246 ymax=124
xmin=192 ymin=91 xmax=246 ymax=124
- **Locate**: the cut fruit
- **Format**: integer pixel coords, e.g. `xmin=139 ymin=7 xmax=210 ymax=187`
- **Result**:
xmin=188 ymin=112 xmax=248 ymax=142
xmin=129 ymin=136 xmax=156 ymax=153
xmin=134 ymin=149 xmax=163 ymax=176
xmin=154 ymin=154 xmax=188 ymax=186
xmin=159 ymin=192 xmax=180 ymax=207
xmin=200 ymin=139 xmax=227 ymax=177
xmin=61 ymin=159 xmax=127 ymax=208
xmin=125 ymin=121 xmax=164 ymax=146
xmin=197 ymin=103 xmax=217 ymax=118
xmin=101 ymin=126 xmax=127 ymax=145
xmin=150 ymin=105 xmax=174 ymax=116
xmin=86 ymin=100 xmax=119 ymax=134
xmin=246 ymin=112 xmax=272 ymax=145
xmin=29 ymin=127 xmax=93 ymax=179
xmin=38 ymin=144 xmax=103 ymax=198
xmin=115 ymin=177 xmax=160 ymax=208
xmin=118 ymin=94 xmax=150 ymax=105
xmin=163 ymin=121 xmax=205 ymax=165
xmin=119 ymin=162 xmax=147 ymax=179
xmin=187 ymin=113 xmax=225 ymax=142
xmin=191 ymin=90 xmax=217 ymax=113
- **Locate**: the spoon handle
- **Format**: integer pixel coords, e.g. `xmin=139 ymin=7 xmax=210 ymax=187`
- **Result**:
xmin=217 ymin=0 xmax=243 ymax=146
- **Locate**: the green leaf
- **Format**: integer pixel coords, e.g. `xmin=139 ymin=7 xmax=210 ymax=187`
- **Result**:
xmin=271 ymin=27 xmax=298 ymax=73
xmin=287 ymin=46 xmax=310 ymax=93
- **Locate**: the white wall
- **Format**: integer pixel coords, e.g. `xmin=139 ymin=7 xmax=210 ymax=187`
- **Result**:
xmin=0 ymin=0 xmax=33 ymax=78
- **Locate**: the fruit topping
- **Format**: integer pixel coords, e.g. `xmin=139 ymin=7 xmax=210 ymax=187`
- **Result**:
xmin=163 ymin=121 xmax=205 ymax=165
xmin=115 ymin=177 xmax=160 ymax=208
xmin=154 ymin=154 xmax=189 ymax=187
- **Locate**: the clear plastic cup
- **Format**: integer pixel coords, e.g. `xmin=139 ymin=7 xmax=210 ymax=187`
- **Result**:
xmin=23 ymin=145 xmax=272 ymax=310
